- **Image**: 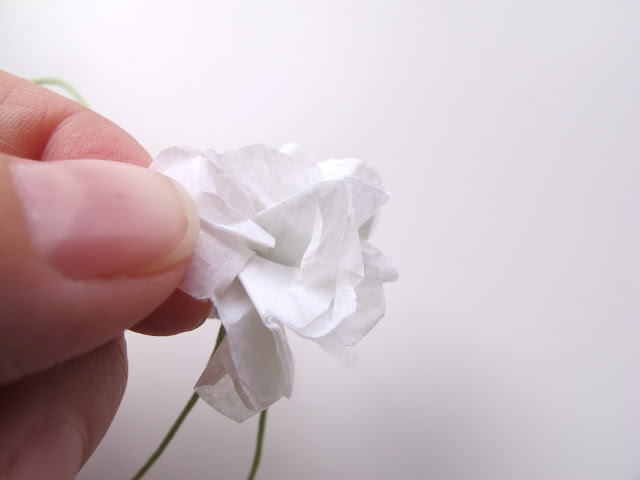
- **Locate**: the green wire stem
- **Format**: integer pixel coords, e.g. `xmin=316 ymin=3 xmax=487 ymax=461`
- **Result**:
xmin=32 ymin=77 xmax=89 ymax=107
xmin=130 ymin=392 xmax=200 ymax=480
xmin=247 ymin=409 xmax=268 ymax=480
xmin=130 ymin=325 xmax=226 ymax=480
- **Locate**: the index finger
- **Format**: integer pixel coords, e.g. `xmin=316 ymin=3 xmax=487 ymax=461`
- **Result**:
xmin=0 ymin=71 xmax=209 ymax=339
xmin=0 ymin=70 xmax=152 ymax=166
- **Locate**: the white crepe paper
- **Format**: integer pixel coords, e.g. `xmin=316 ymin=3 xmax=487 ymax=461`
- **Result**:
xmin=150 ymin=144 xmax=397 ymax=422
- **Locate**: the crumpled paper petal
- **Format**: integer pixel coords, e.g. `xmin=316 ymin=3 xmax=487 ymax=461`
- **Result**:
xmin=150 ymin=144 xmax=396 ymax=422
xmin=195 ymin=280 xmax=293 ymax=422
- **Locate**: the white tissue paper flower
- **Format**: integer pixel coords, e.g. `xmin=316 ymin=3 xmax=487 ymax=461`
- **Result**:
xmin=150 ymin=144 xmax=397 ymax=422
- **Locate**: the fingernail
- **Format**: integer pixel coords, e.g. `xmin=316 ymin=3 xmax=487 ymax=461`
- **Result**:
xmin=11 ymin=159 xmax=199 ymax=278
xmin=6 ymin=416 xmax=85 ymax=480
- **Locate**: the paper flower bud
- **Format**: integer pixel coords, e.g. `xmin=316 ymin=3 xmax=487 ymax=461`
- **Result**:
xmin=151 ymin=144 xmax=397 ymax=422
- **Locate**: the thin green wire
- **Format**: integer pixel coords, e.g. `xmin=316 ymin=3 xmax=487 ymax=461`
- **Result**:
xmin=130 ymin=391 xmax=200 ymax=480
xmin=130 ymin=325 xmax=226 ymax=480
xmin=129 ymin=325 xmax=269 ymax=480
xmin=32 ymin=77 xmax=89 ymax=107
xmin=247 ymin=410 xmax=268 ymax=480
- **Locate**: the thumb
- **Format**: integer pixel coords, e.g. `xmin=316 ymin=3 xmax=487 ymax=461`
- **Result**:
xmin=0 ymin=153 xmax=199 ymax=383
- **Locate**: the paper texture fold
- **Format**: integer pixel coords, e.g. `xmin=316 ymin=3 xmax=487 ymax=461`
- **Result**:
xmin=150 ymin=144 xmax=396 ymax=422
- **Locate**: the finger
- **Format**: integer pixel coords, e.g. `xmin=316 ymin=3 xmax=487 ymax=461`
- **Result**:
xmin=0 ymin=337 xmax=128 ymax=479
xmin=0 ymin=70 xmax=152 ymax=165
xmin=132 ymin=289 xmax=212 ymax=336
xmin=0 ymin=153 xmax=200 ymax=384
xmin=0 ymin=71 xmax=206 ymax=338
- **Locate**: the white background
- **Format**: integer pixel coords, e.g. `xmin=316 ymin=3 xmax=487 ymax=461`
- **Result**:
xmin=1 ymin=1 xmax=639 ymax=479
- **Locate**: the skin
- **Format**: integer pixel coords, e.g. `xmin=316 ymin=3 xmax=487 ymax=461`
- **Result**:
xmin=0 ymin=71 xmax=210 ymax=479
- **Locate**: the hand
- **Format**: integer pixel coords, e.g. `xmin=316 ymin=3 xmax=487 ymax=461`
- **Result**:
xmin=0 ymin=71 xmax=208 ymax=479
